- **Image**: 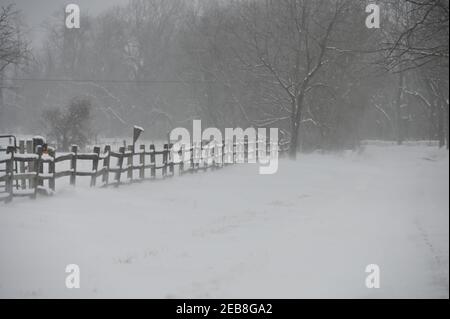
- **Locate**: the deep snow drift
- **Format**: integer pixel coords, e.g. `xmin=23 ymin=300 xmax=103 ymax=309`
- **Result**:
xmin=0 ymin=144 xmax=448 ymax=298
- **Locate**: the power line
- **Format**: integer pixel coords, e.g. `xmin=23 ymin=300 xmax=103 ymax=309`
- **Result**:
xmin=6 ymin=77 xmax=218 ymax=84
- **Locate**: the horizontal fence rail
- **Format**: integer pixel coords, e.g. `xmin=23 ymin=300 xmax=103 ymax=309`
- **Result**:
xmin=0 ymin=138 xmax=289 ymax=203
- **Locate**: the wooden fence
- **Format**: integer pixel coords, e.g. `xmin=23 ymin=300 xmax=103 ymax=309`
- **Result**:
xmin=0 ymin=138 xmax=288 ymax=203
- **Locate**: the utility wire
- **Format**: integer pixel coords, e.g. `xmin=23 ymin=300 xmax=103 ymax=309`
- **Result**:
xmin=6 ymin=77 xmax=218 ymax=84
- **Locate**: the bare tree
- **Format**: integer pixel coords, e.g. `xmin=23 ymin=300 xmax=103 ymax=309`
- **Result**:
xmin=385 ymin=0 xmax=449 ymax=72
xmin=3 ymin=0 xmax=448 ymax=151
xmin=217 ymin=0 xmax=367 ymax=157
xmin=0 ymin=4 xmax=28 ymax=130
xmin=382 ymin=0 xmax=449 ymax=147
xmin=42 ymin=97 xmax=93 ymax=151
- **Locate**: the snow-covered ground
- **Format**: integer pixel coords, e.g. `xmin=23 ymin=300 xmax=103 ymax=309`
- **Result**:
xmin=0 ymin=144 xmax=448 ymax=298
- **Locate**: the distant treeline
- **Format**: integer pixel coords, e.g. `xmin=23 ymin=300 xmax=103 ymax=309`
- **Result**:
xmin=0 ymin=0 xmax=448 ymax=155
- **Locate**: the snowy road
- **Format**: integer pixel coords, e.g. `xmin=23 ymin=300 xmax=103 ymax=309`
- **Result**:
xmin=0 ymin=145 xmax=448 ymax=298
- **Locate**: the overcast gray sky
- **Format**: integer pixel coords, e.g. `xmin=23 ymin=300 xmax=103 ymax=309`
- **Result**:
xmin=1 ymin=0 xmax=129 ymax=48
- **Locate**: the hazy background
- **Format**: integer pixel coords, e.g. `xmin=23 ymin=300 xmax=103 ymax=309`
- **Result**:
xmin=0 ymin=0 xmax=448 ymax=152
xmin=1 ymin=0 xmax=128 ymax=48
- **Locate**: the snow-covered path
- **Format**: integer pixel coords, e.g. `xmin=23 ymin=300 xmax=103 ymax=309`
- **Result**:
xmin=0 ymin=145 xmax=448 ymax=298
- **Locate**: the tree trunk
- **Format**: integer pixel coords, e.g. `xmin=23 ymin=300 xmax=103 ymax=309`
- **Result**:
xmin=395 ymin=72 xmax=404 ymax=145
xmin=445 ymin=103 xmax=449 ymax=150
xmin=0 ymin=70 xmax=4 ymax=132
xmin=437 ymin=83 xmax=449 ymax=150
xmin=438 ymin=104 xmax=445 ymax=148
xmin=289 ymin=93 xmax=305 ymax=159
xmin=289 ymin=117 xmax=299 ymax=159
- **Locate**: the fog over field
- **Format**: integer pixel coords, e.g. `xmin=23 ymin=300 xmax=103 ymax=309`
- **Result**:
xmin=1 ymin=144 xmax=448 ymax=298
xmin=0 ymin=0 xmax=448 ymax=300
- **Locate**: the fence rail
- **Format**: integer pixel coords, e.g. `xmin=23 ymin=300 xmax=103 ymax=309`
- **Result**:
xmin=0 ymin=138 xmax=289 ymax=203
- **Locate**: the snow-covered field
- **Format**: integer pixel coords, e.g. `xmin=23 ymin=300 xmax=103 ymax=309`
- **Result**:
xmin=0 ymin=144 xmax=448 ymax=298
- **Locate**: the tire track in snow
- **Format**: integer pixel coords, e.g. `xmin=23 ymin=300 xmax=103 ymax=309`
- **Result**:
xmin=414 ymin=218 xmax=449 ymax=296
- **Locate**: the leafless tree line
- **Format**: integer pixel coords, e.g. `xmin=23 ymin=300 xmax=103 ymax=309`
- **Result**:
xmin=0 ymin=0 xmax=448 ymax=154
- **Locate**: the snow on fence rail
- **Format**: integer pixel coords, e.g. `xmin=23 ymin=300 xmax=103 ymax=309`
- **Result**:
xmin=0 ymin=139 xmax=289 ymax=203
